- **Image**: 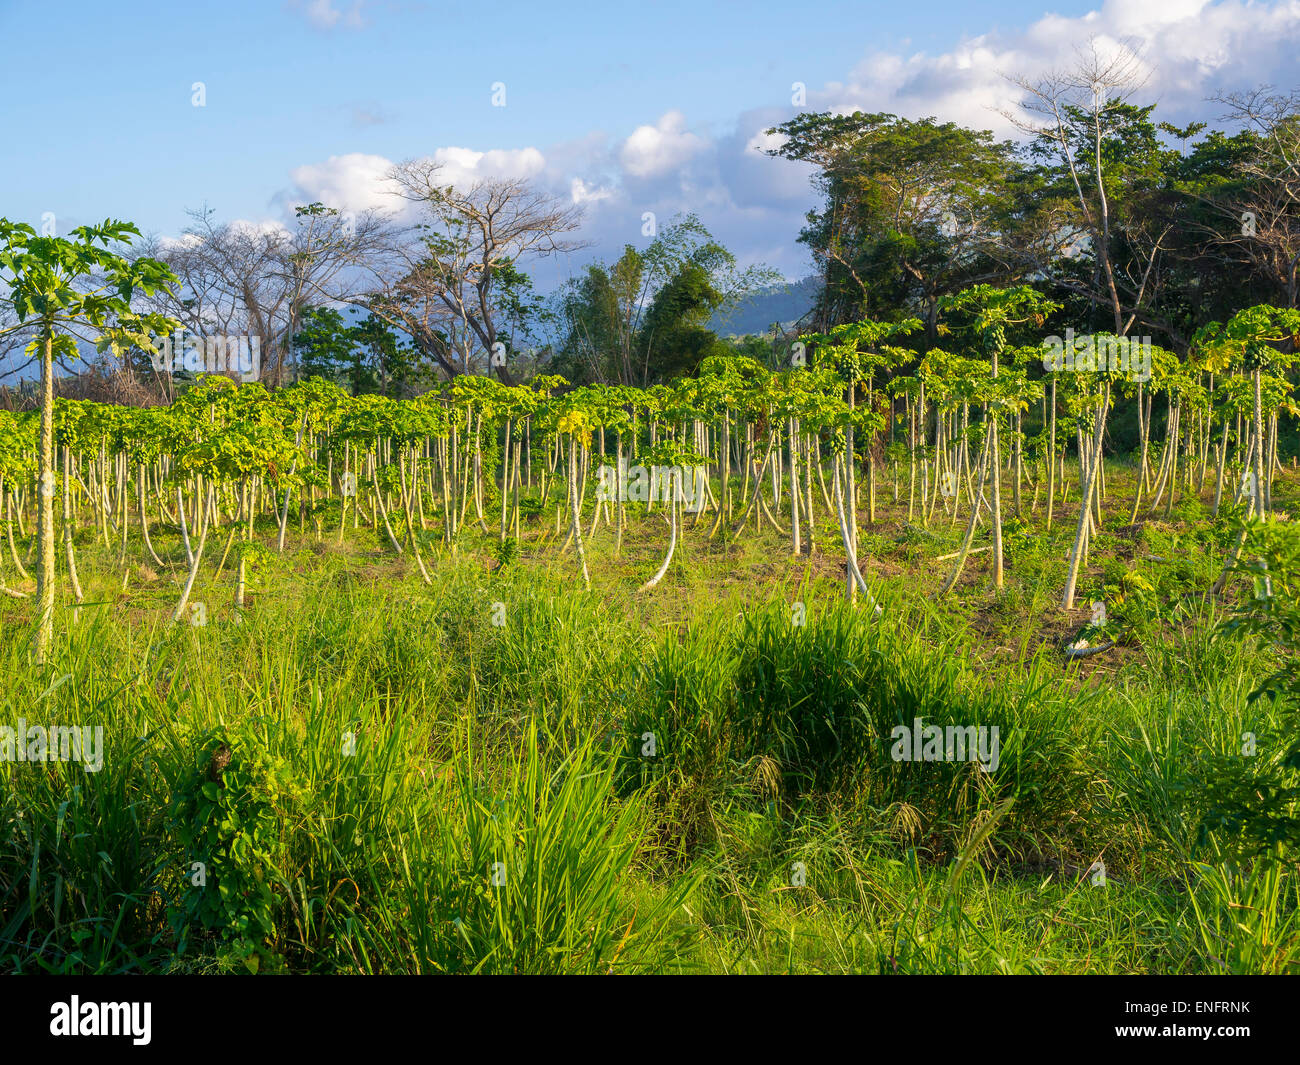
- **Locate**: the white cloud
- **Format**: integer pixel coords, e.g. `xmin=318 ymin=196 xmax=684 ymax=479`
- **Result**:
xmin=745 ymin=128 xmax=788 ymax=156
xmin=619 ymin=111 xmax=705 ymax=178
xmin=227 ymin=218 xmax=293 ymax=242
xmin=291 ymin=0 xmax=366 ymax=30
xmin=153 ymin=232 xmax=205 ymax=254
xmin=283 ymin=146 xmax=552 ymax=224
xmin=274 ymin=0 xmax=1300 ymax=283
xmin=288 ymin=152 xmax=400 ymax=215
xmin=817 ymin=0 xmax=1300 ymax=135
xmin=570 ymin=177 xmax=613 ymax=206
xmin=427 ymin=146 xmax=547 ymax=187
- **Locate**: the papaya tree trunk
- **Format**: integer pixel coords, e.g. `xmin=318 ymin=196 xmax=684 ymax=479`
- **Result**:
xmin=34 ymin=330 xmax=56 ymax=662
xmin=1062 ymin=385 xmax=1110 ymax=610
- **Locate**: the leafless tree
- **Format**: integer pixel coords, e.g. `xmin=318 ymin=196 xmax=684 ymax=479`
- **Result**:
xmin=1003 ymin=38 xmax=1152 ymax=336
xmin=361 ymin=160 xmax=586 ymax=383
xmin=1211 ymin=87 xmax=1300 ymax=307
xmin=137 ymin=202 xmax=391 ymax=391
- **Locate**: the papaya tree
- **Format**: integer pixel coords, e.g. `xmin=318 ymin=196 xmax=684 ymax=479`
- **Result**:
xmin=938 ymin=284 xmax=1058 ymax=593
xmin=0 ymin=218 xmax=177 ymax=661
xmin=1200 ymin=306 xmax=1300 ymax=594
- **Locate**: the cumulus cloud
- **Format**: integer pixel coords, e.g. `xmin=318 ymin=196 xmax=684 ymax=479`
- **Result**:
xmin=619 ymin=111 xmax=706 ymax=179
xmin=275 ymin=0 xmax=1300 ymax=283
xmin=570 ymin=177 xmax=614 ymax=206
xmin=286 ymin=147 xmax=556 ymax=215
xmin=427 ymin=146 xmax=548 ymax=187
xmin=814 ymin=0 xmax=1300 ymax=135
xmin=287 ymin=152 xmax=401 ymax=215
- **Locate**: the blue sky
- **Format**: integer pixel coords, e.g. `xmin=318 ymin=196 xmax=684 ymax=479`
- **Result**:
xmin=2 ymin=0 xmax=1298 ymax=287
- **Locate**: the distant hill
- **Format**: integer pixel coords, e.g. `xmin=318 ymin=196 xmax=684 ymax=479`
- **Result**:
xmin=709 ymin=276 xmax=818 ymax=337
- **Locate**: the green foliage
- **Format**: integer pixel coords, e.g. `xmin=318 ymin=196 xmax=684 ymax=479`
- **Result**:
xmin=165 ymin=731 xmax=306 ymax=973
xmin=552 ymin=214 xmax=777 ymax=385
xmin=360 ymin=721 xmax=692 ymax=974
xmin=763 ymin=112 xmax=1033 ymax=330
xmin=2 ymin=538 xmax=1298 ymax=974
xmin=293 ymin=306 xmax=419 ymax=397
xmin=0 ymin=218 xmax=178 ymax=356
xmin=1190 ymin=518 xmax=1300 ymax=862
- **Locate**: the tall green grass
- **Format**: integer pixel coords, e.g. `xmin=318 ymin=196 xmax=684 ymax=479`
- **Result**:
xmin=1 ymin=530 xmax=1297 ymax=973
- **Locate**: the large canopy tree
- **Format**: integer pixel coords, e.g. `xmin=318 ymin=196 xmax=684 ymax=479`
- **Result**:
xmin=764 ymin=111 xmax=1035 ymax=340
